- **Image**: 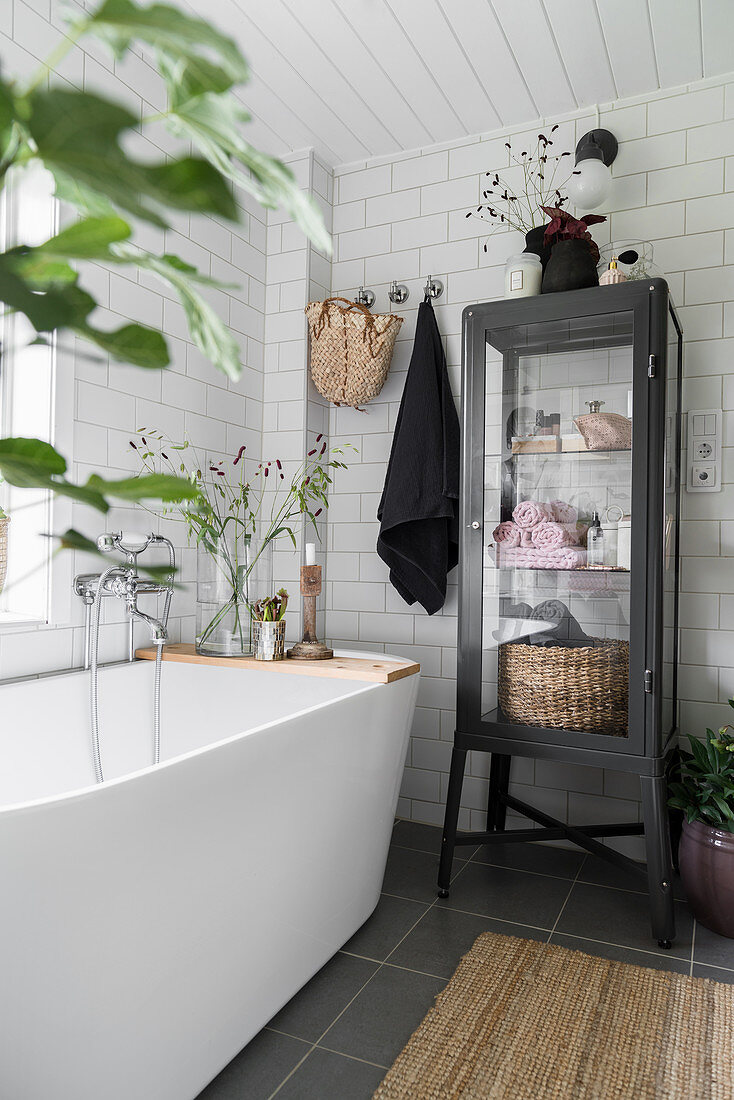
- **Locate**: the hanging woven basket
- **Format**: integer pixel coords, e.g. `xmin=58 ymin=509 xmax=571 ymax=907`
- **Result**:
xmin=305 ymin=297 xmax=403 ymax=409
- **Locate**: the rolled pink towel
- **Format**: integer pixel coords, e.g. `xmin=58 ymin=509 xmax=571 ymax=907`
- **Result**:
xmin=513 ymin=500 xmax=553 ymax=529
xmin=492 ymin=521 xmax=520 ymax=547
xmin=520 ymin=529 xmax=534 ymax=547
xmin=550 ymin=499 xmax=577 ymax=525
xmin=531 ymin=520 xmax=579 ymax=550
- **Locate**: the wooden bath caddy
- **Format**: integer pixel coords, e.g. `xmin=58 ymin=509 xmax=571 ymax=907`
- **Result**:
xmin=136 ymin=643 xmax=420 ymax=684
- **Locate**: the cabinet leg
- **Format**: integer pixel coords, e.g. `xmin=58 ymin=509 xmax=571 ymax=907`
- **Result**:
xmin=438 ymin=747 xmax=467 ymax=898
xmin=641 ymin=773 xmax=676 ymax=948
xmin=487 ymin=752 xmax=512 ymax=832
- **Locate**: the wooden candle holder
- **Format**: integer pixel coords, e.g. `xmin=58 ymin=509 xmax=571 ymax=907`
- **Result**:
xmin=286 ymin=564 xmax=333 ymax=660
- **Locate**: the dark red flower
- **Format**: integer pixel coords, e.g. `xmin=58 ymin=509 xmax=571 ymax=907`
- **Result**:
xmin=314 ymin=508 xmax=322 ymax=517
xmin=319 ymin=442 xmax=327 ymax=455
xmin=209 ymin=465 xmax=218 ymax=472
xmin=129 ymin=440 xmax=137 ymax=449
xmin=308 ymin=449 xmax=316 ymax=456
xmin=316 ymin=434 xmax=323 ymax=442
xmin=161 ymin=453 xmax=168 ymax=460
xmin=276 ymin=459 xmax=282 ymax=470
xmin=142 ymin=437 xmax=147 ymax=446
xmin=264 ymin=467 xmax=269 ymax=477
xmin=233 ymin=445 xmax=246 ymax=466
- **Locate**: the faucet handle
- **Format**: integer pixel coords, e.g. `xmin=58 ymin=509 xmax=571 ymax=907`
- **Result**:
xmin=96 ymin=532 xmax=121 ymax=553
xmin=117 ymin=531 xmax=152 ymax=554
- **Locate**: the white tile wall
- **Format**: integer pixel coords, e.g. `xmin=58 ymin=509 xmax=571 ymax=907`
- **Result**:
xmin=0 ymin=0 xmax=266 ymax=680
xmin=325 ymin=71 xmax=734 ymax=856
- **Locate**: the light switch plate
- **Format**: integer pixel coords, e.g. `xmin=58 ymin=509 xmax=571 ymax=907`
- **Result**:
xmin=687 ymin=408 xmax=722 ymax=493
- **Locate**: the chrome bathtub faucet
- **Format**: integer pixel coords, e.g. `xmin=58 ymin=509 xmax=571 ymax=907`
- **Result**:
xmin=75 ymin=532 xmax=176 ymax=785
xmin=74 ymin=531 xmax=176 ymax=667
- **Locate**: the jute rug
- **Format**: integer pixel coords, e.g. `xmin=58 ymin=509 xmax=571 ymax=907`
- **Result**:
xmin=373 ymin=932 xmax=734 ymax=1099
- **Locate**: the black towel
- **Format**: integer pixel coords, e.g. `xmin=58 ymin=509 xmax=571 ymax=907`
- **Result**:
xmin=377 ymin=298 xmax=460 ymax=615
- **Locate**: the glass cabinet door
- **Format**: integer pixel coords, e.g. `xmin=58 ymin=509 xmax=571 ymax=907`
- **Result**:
xmin=478 ymin=308 xmax=646 ymax=752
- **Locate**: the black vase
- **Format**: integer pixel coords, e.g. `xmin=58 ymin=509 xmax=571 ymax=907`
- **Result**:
xmin=523 ymin=225 xmax=552 ymax=271
xmin=542 ymin=239 xmax=599 ymax=294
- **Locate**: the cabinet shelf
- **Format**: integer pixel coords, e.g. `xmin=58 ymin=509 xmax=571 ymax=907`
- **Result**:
xmin=510 ymin=448 xmax=632 ymax=460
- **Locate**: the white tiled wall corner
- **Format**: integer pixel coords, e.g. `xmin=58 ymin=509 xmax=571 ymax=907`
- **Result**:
xmin=325 ymin=71 xmax=734 ymax=856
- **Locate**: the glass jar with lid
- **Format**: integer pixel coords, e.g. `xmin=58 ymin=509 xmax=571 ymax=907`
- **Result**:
xmin=504 ymin=253 xmax=542 ymax=299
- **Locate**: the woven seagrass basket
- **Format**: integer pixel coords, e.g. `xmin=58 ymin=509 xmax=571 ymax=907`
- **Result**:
xmin=305 ymin=297 xmax=403 ymax=409
xmin=498 ymin=638 xmax=629 ymax=734
xmin=0 ymin=516 xmax=8 ymax=596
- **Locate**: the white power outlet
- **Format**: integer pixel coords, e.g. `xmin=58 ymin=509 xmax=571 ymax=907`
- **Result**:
xmin=687 ymin=409 xmax=722 ymax=493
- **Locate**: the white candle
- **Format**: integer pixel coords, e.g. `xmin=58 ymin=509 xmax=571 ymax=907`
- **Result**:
xmin=305 ymin=542 xmax=316 ymax=566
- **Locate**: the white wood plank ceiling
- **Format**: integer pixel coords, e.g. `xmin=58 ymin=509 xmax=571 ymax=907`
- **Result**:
xmin=203 ymin=0 xmax=734 ymax=165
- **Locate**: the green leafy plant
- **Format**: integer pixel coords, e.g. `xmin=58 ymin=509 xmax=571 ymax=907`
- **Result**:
xmin=0 ymin=0 xmax=330 ymax=551
xmin=668 ymin=703 xmax=734 ymax=834
xmin=132 ymin=432 xmax=354 ymax=647
xmin=252 ymin=589 xmax=289 ymax=623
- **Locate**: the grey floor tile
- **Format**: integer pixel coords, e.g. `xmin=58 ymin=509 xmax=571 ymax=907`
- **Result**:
xmin=195 ymin=1029 xmax=309 ymax=1100
xmin=472 ymin=840 xmax=584 ymax=880
xmin=556 ymin=882 xmax=694 ymax=959
xmin=275 ymin=1047 xmax=386 ymax=1099
xmin=435 ymin=860 xmax=571 ymax=928
xmin=578 ymin=854 xmax=685 ymax=899
xmin=267 ymin=953 xmax=378 ymax=1043
xmin=388 ymin=906 xmax=546 ymax=979
xmin=391 ymin=820 xmax=444 ymax=854
xmin=322 ymin=964 xmax=445 ymax=1067
xmin=692 ymin=963 xmax=734 ymax=985
xmin=549 ymin=933 xmax=690 ymax=974
xmin=382 ymin=844 xmax=458 ymax=903
xmin=342 ymin=893 xmax=430 ymax=961
xmin=692 ymin=921 xmax=734 ymax=970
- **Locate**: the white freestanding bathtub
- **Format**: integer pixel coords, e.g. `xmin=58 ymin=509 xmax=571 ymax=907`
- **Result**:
xmin=0 ymin=652 xmax=418 ymax=1100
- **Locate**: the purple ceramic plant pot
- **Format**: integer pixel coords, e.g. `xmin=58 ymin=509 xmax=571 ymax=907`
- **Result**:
xmin=679 ymin=818 xmax=734 ymax=939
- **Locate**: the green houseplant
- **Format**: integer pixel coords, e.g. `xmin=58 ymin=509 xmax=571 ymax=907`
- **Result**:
xmin=0 ymin=0 xmax=330 ymax=569
xmin=132 ymin=432 xmax=352 ymax=656
xmin=668 ymin=707 xmax=734 ymax=938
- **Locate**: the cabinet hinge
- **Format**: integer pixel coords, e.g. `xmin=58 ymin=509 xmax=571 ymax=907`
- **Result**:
xmin=648 ymin=354 xmax=656 ymax=378
xmin=644 ymin=669 xmax=653 ymax=694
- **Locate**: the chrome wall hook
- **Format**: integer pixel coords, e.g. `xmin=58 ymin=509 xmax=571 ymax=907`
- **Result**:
xmin=354 ymin=286 xmax=375 ymax=308
xmin=424 ymin=274 xmax=443 ymax=300
xmin=388 ymin=280 xmax=409 ymax=305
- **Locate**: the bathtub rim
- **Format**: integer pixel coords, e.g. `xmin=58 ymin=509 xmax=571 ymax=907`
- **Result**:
xmin=0 ymin=648 xmax=418 ymax=816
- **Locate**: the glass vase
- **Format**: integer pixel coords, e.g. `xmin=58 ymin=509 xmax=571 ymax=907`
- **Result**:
xmin=195 ymin=534 xmax=273 ymax=657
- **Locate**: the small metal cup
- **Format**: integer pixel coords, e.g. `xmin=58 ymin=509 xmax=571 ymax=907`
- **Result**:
xmin=252 ymin=619 xmax=286 ymax=661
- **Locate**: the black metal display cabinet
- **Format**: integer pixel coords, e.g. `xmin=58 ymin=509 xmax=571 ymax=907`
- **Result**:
xmin=438 ymin=279 xmax=682 ymax=947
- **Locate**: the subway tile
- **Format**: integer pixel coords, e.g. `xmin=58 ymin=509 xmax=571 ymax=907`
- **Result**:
xmin=421 ymin=175 xmax=478 ymax=216
xmin=647 ymin=86 xmax=724 ymax=134
xmin=338 ymin=224 xmax=392 ymax=262
xmin=392 ymin=151 xmax=449 ymax=192
xmin=366 ymin=188 xmax=421 ymax=227
xmin=648 ymin=160 xmax=724 ymax=206
xmin=391 ymin=212 xmax=447 ymax=252
xmin=615 ymin=132 xmax=686 ymax=178
xmin=687 ymin=118 xmax=734 ymax=164
xmin=686 ymin=266 xmax=734 ymax=305
xmin=687 ymin=192 xmax=734 ymax=235
xmin=338 ymin=164 xmax=392 ymax=204
xmin=653 ymin=232 xmax=722 ymax=274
